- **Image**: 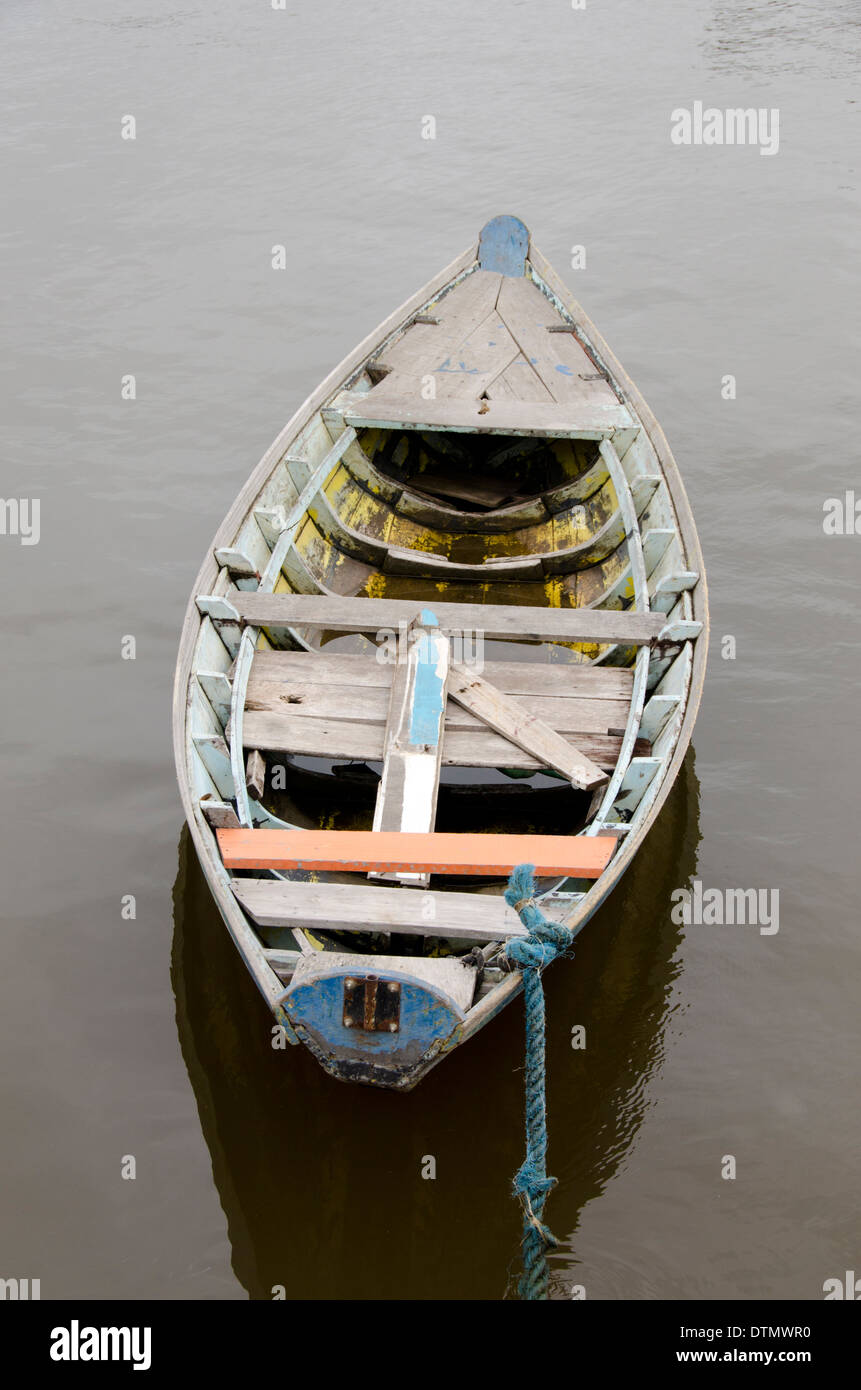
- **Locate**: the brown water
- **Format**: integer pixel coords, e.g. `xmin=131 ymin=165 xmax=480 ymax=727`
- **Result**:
xmin=2 ymin=0 xmax=860 ymax=1299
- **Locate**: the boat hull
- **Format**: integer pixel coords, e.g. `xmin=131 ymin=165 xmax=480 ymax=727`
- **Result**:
xmin=173 ymin=218 xmax=708 ymax=1088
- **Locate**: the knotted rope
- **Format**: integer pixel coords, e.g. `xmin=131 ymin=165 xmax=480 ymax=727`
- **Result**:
xmin=504 ymin=864 xmax=575 ymax=1300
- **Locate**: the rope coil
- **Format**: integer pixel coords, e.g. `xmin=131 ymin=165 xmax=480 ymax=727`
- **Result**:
xmin=504 ymin=864 xmax=575 ymax=1300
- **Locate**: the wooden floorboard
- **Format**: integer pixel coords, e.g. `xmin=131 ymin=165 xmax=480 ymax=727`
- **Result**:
xmin=244 ymin=677 xmax=631 ymax=735
xmin=245 ymin=649 xmax=635 ymax=699
xmin=236 ymin=709 xmax=648 ymax=769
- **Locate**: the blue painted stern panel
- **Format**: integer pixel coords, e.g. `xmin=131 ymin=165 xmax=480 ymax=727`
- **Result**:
xmin=282 ymin=966 xmax=468 ymax=1090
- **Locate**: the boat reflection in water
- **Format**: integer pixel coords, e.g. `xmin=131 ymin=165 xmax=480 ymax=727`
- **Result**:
xmin=172 ymin=753 xmax=700 ymax=1299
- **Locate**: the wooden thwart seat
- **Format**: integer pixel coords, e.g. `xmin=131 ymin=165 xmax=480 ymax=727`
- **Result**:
xmin=337 ymin=394 xmax=635 ymax=441
xmin=229 ymin=592 xmax=665 ymax=647
xmin=232 ymin=878 xmax=531 ymax=941
xmin=216 ymin=828 xmax=617 ymax=878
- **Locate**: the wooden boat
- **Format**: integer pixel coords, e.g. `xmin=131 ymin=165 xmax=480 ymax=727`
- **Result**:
xmin=172 ymin=215 xmax=708 ymax=1091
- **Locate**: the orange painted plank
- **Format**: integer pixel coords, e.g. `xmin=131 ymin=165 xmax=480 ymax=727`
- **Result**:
xmin=216 ymin=828 xmax=616 ymax=879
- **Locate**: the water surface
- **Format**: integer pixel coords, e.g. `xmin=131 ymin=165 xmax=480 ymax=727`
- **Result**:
xmin=1 ymin=0 xmax=859 ymax=1298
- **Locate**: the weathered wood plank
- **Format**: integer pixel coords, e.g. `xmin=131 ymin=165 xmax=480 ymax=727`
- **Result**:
xmin=245 ymin=649 xmax=634 ymax=699
xmin=638 ymin=692 xmax=680 ymax=742
xmin=231 ymin=593 xmax=664 ymax=646
xmin=339 ymin=394 xmax=633 ymax=439
xmin=197 ymin=670 xmax=232 ymax=726
xmin=192 ymin=733 xmax=234 ymax=798
xmin=408 ymin=470 xmax=521 ymax=509
xmin=390 ymin=308 xmax=520 ymax=401
xmin=372 ymin=612 xmax=450 ymax=886
xmin=199 ymin=797 xmax=241 ymax=830
xmin=485 ymin=357 xmax=555 ymax=403
xmin=244 ymin=677 xmax=630 ymax=734
xmin=641 ymin=527 xmax=675 ymax=574
xmin=214 ymin=546 xmax=260 ymax=582
xmin=447 ymin=663 xmax=608 ymax=791
xmin=264 ymin=948 xmax=301 ymax=980
xmin=195 ymin=595 xmax=242 ymax=656
xmin=217 ymin=827 xmax=618 ymax=878
xmin=612 ymin=756 xmax=661 ymax=814
xmin=253 ymin=504 xmax=288 ymax=547
xmin=496 ymin=276 xmax=620 ymax=408
xmin=378 ymin=270 xmax=503 ymax=378
xmin=658 ymin=619 xmax=702 ymax=642
xmin=630 ymin=473 xmax=662 ymax=513
xmin=233 ymin=878 xmax=528 ymax=941
xmin=651 ymin=570 xmax=699 ymax=615
xmin=245 ymin=749 xmax=266 ymax=802
xmin=237 ymin=709 xmax=648 ymax=769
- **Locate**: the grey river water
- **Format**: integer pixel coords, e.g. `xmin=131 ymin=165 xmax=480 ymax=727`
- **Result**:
xmin=1 ymin=0 xmax=859 ymax=1298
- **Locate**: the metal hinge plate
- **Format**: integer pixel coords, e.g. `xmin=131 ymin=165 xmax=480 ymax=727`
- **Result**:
xmin=343 ymin=976 xmax=401 ymax=1033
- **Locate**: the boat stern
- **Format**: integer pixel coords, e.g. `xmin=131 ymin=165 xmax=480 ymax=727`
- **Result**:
xmin=279 ymin=951 xmax=480 ymax=1090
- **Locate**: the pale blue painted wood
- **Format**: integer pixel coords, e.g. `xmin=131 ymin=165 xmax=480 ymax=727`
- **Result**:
xmin=478 ymin=215 xmax=530 ymax=276
xmin=587 ymin=438 xmax=653 ymax=834
xmin=409 ymin=612 xmax=446 ymax=747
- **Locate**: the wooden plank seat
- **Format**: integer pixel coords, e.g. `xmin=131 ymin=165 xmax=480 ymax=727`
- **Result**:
xmin=217 ymin=828 xmax=617 ymax=878
xmin=232 ymin=878 xmax=531 ymax=941
xmin=229 ymin=592 xmax=665 ymax=646
xmin=334 ymin=393 xmax=635 ymax=441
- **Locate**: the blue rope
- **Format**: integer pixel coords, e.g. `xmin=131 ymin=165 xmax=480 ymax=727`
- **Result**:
xmin=504 ymin=864 xmax=575 ymax=1300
